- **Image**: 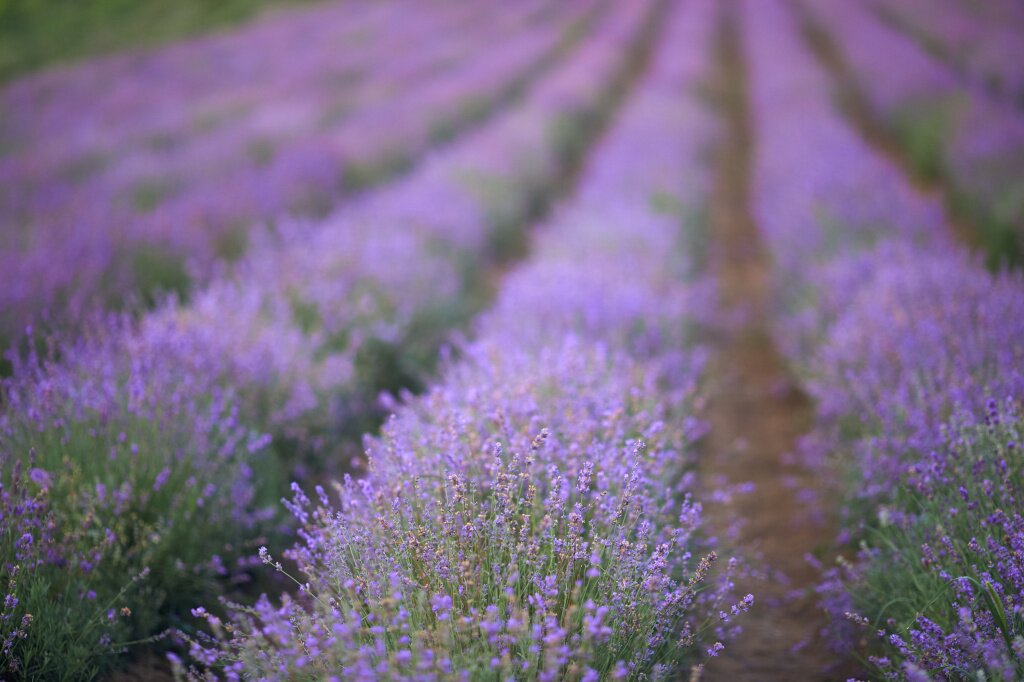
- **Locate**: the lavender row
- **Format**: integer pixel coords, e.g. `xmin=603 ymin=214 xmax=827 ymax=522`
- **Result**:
xmin=744 ymin=0 xmax=950 ymax=371
xmin=4 ymin=0 xmax=422 ymax=148
xmin=0 ymin=0 xmax=562 ymax=188
xmin=3 ymin=1 xmax=483 ymax=161
xmin=178 ymin=1 xmax=750 ymax=678
xmin=800 ymin=0 xmax=1024 ymax=264
xmin=0 ymin=0 xmax=577 ymax=325
xmin=0 ymin=2 xmax=662 ymax=677
xmin=0 ymin=0 xmax=598 ymax=340
xmin=873 ymin=0 xmax=1024 ymax=107
xmin=744 ymin=0 xmax=1024 ymax=677
xmin=131 ymin=0 xmax=659 ymax=459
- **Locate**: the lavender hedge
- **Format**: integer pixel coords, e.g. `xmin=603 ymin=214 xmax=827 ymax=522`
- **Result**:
xmin=801 ymin=0 xmax=1024 ymax=265
xmin=0 ymin=0 xmax=599 ymax=341
xmin=744 ymin=1 xmax=1024 ymax=677
xmin=873 ymin=0 xmax=1024 ymax=108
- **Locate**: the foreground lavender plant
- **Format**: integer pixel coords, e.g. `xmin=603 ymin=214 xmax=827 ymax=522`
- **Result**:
xmin=807 ymin=249 xmax=1024 ymax=677
xmin=179 ymin=337 xmax=747 ymax=680
xmin=835 ymin=402 xmax=1024 ymax=680
xmin=185 ymin=379 xmax=731 ymax=680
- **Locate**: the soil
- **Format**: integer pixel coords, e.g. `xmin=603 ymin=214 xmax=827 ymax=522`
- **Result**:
xmin=696 ymin=4 xmax=845 ymax=679
xmin=108 ymin=653 xmax=174 ymax=682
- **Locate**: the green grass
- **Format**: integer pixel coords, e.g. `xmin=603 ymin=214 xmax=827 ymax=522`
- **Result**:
xmin=0 ymin=0 xmax=319 ymax=84
xmin=891 ymin=97 xmax=959 ymax=183
xmin=130 ymin=244 xmax=192 ymax=308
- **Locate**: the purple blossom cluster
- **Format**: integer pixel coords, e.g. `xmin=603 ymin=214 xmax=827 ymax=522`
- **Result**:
xmin=801 ymin=0 xmax=1024 ymax=262
xmin=0 ymin=0 xmax=671 ymax=676
xmin=744 ymin=0 xmax=1024 ymax=675
xmin=177 ymin=1 xmax=751 ymax=678
xmin=0 ymin=0 xmax=598 ymax=339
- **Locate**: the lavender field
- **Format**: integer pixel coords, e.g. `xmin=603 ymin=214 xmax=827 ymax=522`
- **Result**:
xmin=1 ymin=0 xmax=1022 ymax=679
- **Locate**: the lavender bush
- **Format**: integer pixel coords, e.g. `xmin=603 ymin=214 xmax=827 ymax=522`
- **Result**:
xmin=1 ymin=454 xmax=140 ymax=679
xmin=0 ymin=322 xmax=276 ymax=678
xmin=805 ymin=249 xmax=1024 ymax=678
xmin=840 ymin=402 xmax=1024 ymax=680
xmin=182 ymin=343 xmax=734 ymax=680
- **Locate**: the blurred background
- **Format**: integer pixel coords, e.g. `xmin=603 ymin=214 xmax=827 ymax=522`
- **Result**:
xmin=0 ymin=0 xmax=316 ymax=82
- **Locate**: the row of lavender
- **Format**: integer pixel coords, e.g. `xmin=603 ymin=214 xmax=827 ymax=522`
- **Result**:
xmin=872 ymin=0 xmax=1024 ymax=107
xmin=0 ymin=2 xmax=660 ymax=677
xmin=0 ymin=0 xmax=599 ymax=341
xmin=745 ymin=0 xmax=1024 ymax=678
xmin=799 ymin=0 xmax=1024 ymax=266
xmin=178 ymin=1 xmax=751 ymax=678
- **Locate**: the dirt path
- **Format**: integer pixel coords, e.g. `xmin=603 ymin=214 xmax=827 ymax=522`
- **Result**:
xmin=698 ymin=4 xmax=841 ymax=679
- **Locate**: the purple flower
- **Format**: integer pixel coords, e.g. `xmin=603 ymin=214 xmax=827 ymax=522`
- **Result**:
xmin=28 ymin=468 xmax=51 ymax=489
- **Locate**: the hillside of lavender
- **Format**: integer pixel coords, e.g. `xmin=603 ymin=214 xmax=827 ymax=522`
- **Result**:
xmin=1 ymin=1 xmax=1022 ymax=680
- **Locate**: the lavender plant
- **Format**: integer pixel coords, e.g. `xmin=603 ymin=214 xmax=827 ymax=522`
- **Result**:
xmin=178 ymin=336 xmax=744 ymax=680
xmin=0 ymin=319 xmax=278 ymax=679
xmin=1 ymin=452 xmax=148 ymax=679
xmin=804 ymin=251 xmax=1024 ymax=676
